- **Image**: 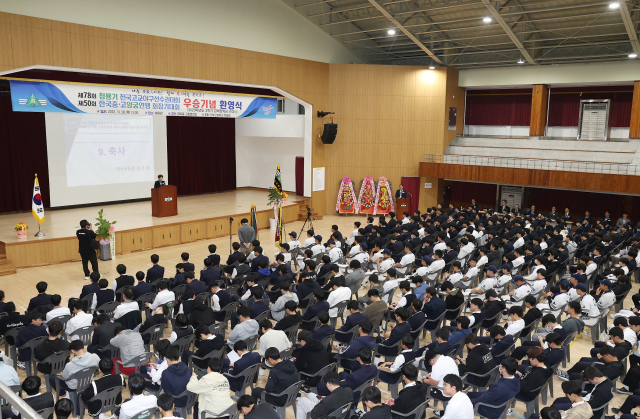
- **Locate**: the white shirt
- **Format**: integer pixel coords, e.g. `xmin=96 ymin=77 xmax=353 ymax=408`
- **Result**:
xmin=396 ymin=292 xmax=414 ymax=309
xmin=148 ymin=359 xmax=168 ymax=384
xmin=327 ymin=287 xmax=352 ymax=317
xmin=468 ymin=311 xmax=482 ymax=327
xmin=540 ymin=242 xmax=548 ymax=251
xmin=505 ymin=318 xmax=525 ymax=336
xmin=568 ymin=287 xmax=580 ymax=302
xmin=624 ymin=327 xmax=638 ymax=346
xmin=150 ymin=290 xmax=175 ymax=311
xmin=477 ymin=276 xmax=497 ymax=293
xmin=402 ymin=217 xmax=410 ymax=225
xmin=458 ymin=243 xmax=475 ymax=260
xmin=348 ymin=245 xmax=361 ymax=256
xmin=371 ymin=251 xmax=383 ymax=263
xmin=525 ymin=265 xmax=544 ymax=282
xmin=311 ymin=244 xmax=325 ymax=256
xmin=46 ymin=306 xmax=71 ymax=323
xmin=427 ymin=259 xmax=446 ymax=280
xmin=530 ymin=279 xmax=547 ymax=295
xmin=397 ymin=253 xmax=416 ymax=274
xmin=383 ymin=279 xmax=399 ymax=294
xmin=581 ymin=293 xmax=599 ymax=317
xmin=448 ymin=272 xmax=464 ymax=285
xmin=434 ymin=242 xmax=446 ymax=252
xmin=431 ymin=355 xmax=459 ymax=389
xmin=274 ymin=252 xmax=292 ymax=263
xmin=586 ymin=262 xmax=597 ymax=277
xmin=378 ymin=258 xmax=395 ymax=274
xmin=512 ymin=256 xmax=525 ymax=274
xmin=303 ymin=237 xmax=316 ymax=247
xmin=353 ymin=252 xmax=370 ymax=265
xmin=509 ymin=283 xmax=532 ymax=302
xmin=494 ymin=274 xmax=512 ymax=294
xmin=477 ymin=255 xmax=488 ymax=268
xmin=258 ymin=329 xmax=291 ymax=356
xmin=388 ymin=350 xmax=413 ymax=373
xmin=113 ymin=301 xmax=139 ymax=319
xmin=119 ymin=394 xmax=158 ymax=419
xmin=513 ymin=237 xmax=525 ymax=250
xmin=441 ymin=391 xmax=474 ymax=419
xmin=65 ymin=311 xmax=93 ymax=336
xmin=549 ymin=293 xmax=570 ymax=311
xmin=328 ymin=247 xmax=343 ymax=263
xmin=597 ymin=291 xmax=616 ymax=311
xmin=288 ymin=240 xmax=300 ymax=250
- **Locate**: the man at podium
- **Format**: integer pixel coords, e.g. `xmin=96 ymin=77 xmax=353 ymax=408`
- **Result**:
xmin=154 ymin=174 xmax=166 ymax=188
xmin=395 ymin=184 xmax=407 ymax=199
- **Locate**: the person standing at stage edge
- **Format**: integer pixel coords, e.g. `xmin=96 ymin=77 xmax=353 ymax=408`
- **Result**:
xmin=238 ymin=218 xmax=256 ymax=255
xmin=77 ymin=219 xmax=99 ymax=280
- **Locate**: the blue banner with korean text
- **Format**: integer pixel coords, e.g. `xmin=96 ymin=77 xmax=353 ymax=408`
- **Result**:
xmin=10 ymin=80 xmax=278 ymax=119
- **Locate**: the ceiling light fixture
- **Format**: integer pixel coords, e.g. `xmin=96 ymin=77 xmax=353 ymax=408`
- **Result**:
xmin=630 ymin=53 xmax=638 ymax=58
xmin=609 ymin=2 xmax=620 ymax=9
xmin=387 ymin=29 xmax=396 ymax=35
xmin=483 ymin=16 xmax=492 ymax=23
xmin=517 ymin=58 xmax=525 ymax=64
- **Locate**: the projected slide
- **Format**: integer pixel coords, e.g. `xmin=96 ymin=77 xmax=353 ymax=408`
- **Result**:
xmin=64 ymin=114 xmax=155 ymax=187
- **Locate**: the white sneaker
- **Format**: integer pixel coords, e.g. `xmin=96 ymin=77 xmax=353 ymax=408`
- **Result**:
xmin=85 ymin=276 xmax=90 ymax=280
xmin=259 ymin=367 xmax=265 ymax=376
xmin=16 ymin=362 xmax=26 ymax=369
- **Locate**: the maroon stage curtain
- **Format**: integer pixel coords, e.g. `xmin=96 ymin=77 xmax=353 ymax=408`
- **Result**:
xmin=295 ymin=157 xmax=304 ymax=196
xmin=451 ymin=181 xmax=496 ymax=209
xmin=548 ymin=87 xmax=633 ymax=127
xmin=166 ymin=116 xmax=236 ymax=195
xmin=465 ymin=89 xmax=532 ymax=126
xmin=527 ymin=187 xmax=625 ymax=222
xmin=0 ymin=96 xmax=50 ymax=214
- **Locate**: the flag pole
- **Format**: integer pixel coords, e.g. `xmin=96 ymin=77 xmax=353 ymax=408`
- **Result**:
xmin=33 ymin=173 xmax=45 ymax=237
xmin=35 ymin=223 xmax=44 ymax=237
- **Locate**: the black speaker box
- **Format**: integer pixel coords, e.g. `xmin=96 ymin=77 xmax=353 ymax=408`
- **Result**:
xmin=321 ymin=123 xmax=338 ymax=144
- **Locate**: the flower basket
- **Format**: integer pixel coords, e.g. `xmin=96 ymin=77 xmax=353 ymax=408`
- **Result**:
xmin=374 ymin=177 xmax=394 ymax=215
xmin=14 ymin=222 xmax=28 ymax=239
xmin=336 ymin=177 xmax=358 ymax=214
xmin=357 ymin=176 xmax=377 ymax=214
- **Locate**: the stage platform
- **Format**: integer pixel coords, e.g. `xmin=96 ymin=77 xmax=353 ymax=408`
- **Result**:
xmin=0 ymin=189 xmax=305 ymax=271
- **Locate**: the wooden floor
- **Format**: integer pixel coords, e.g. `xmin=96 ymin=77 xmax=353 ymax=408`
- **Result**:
xmin=4 ymin=214 xmax=635 ymax=419
xmin=0 ymin=189 xmax=301 ymax=244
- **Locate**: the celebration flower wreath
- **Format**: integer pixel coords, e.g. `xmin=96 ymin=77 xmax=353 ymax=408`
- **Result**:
xmin=357 ymin=176 xmax=376 ymax=213
xmin=336 ymin=176 xmax=359 ymax=213
xmin=374 ymin=176 xmax=394 ymax=214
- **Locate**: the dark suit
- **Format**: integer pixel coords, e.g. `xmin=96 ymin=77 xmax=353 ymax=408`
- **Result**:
xmin=154 ymin=180 xmax=165 ymax=188
xmin=15 ymin=324 xmax=48 ymax=362
xmin=423 ymin=297 xmax=446 ymax=329
xmin=335 ymin=312 xmax=368 ymax=343
xmin=21 ymin=393 xmax=55 ymax=419
xmin=312 ymin=324 xmax=335 ymax=341
xmin=250 ymin=255 xmax=269 ymax=272
xmin=226 ymin=251 xmax=243 ymax=266
xmin=490 ymin=335 xmax=514 ymax=363
xmin=301 ymin=301 xmax=330 ymax=330
xmin=395 ymin=190 xmax=407 ymax=199
xmin=95 ymin=289 xmax=116 ymax=310
xmin=199 ymin=267 xmax=221 ymax=286
xmin=183 ymin=262 xmax=195 ymax=272
xmin=28 ymin=294 xmax=52 ymax=312
xmin=133 ymin=281 xmax=153 ymax=300
xmin=114 ymin=275 xmax=135 ymax=291
xmin=335 ymin=336 xmax=377 ymax=370
xmin=89 ymin=321 xmax=121 ymax=353
xmin=250 ymin=300 xmax=270 ymax=319
xmin=227 ymin=352 xmax=262 ymax=392
xmin=146 ymin=265 xmax=165 ymax=283
xmin=77 ymin=228 xmax=99 ymax=277
xmin=80 ymin=283 xmax=100 ymax=299
xmin=186 ymin=280 xmax=207 ymax=296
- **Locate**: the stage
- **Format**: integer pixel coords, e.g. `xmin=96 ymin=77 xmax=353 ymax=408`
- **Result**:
xmin=0 ymin=189 xmax=305 ymax=270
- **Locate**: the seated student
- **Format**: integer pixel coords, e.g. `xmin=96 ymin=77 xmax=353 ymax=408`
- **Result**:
xmin=200 ymin=257 xmax=221 ymax=287
xmin=115 ymin=375 xmax=157 ymax=419
xmin=180 ymin=252 xmax=195 ymax=273
xmin=358 ymin=275 xmax=383 ymax=308
xmin=45 ymin=294 xmax=71 ymax=324
xmin=412 ymin=275 xmax=428 ymax=301
xmin=464 ymin=265 xmax=498 ymax=297
xmin=258 ymin=319 xmax=291 ymax=359
xmin=15 ymin=312 xmax=47 ymax=368
xmin=226 ymin=340 xmax=262 ymax=393
xmin=34 ymin=320 xmax=70 ymax=375
xmin=113 ymin=288 xmax=140 ymax=321
xmin=312 ymin=311 xmax=334 ymax=341
xmin=591 ymin=318 xmax=635 ymax=358
xmin=334 ymin=320 xmax=377 ymax=371
xmin=378 ymin=335 xmax=419 ymax=384
xmin=423 ymin=328 xmax=454 ymax=358
xmin=112 ymin=264 xmax=135 ymax=294
xmin=178 ymin=289 xmax=196 ymax=317
xmin=168 ymin=314 xmax=194 ymax=345
xmin=271 ymin=282 xmax=298 ymax=322
xmin=189 ymin=294 xmax=216 ymax=329
xmin=481 ymin=290 xmax=506 ymax=327
xmin=184 ymin=272 xmax=206 ymax=297
xmin=502 ymin=275 xmax=533 ymax=309
xmin=145 ymin=281 xmax=175 ymax=312
xmin=87 ymin=313 xmax=121 ymax=358
xmin=250 ymin=246 xmax=269 ymax=272
xmin=249 ymin=288 xmax=269 ymax=319
xmin=236 ymin=394 xmax=280 ymax=419
xmin=295 ymin=370 xmax=353 ymax=419
xmin=382 ymin=364 xmax=427 ymax=415
xmin=227 ymin=305 xmax=259 ymax=349
xmin=376 ymin=307 xmax=411 ymax=356
xmin=520 ymin=296 xmax=543 ymax=337
xmin=187 ymin=357 xmax=235 ymax=418
xmin=48 ymin=340 xmax=100 ymax=403
xmin=94 ymin=278 xmax=117 ymax=311
xmin=407 ymin=298 xmax=426 ymax=331
xmin=422 ymin=286 xmax=447 ymax=329
xmin=297 ymin=271 xmax=321 ymax=302
xmin=540 ymin=381 xmax=592 ymax=419
xmin=293 ymin=330 xmax=332 ymax=387
xmin=65 ymin=299 xmax=93 ymax=338
xmin=269 ymin=262 xmax=290 ymax=286
xmin=54 ymin=399 xmax=73 ymax=419
xmin=6 ymin=376 xmax=54 ymax=419
xmin=448 ymin=316 xmax=472 ymax=349
xmin=502 ymin=306 xmax=525 ymax=336
xmin=251 ymin=347 xmax=299 ymax=407
xmin=455 ymin=333 xmax=495 ymax=387
xmin=139 ymin=305 xmax=169 ymax=336
xmin=467 ymin=357 xmax=521 ymax=419
xmin=515 ymin=347 xmax=554 ymax=403
xmin=301 ymin=290 xmax=329 ymax=330
xmin=80 ymin=358 xmax=125 ymax=416
xmin=110 ymin=326 xmax=146 ymax=375
xmin=27 ymin=281 xmax=52 ymax=313
xmin=537 ymin=281 xmax=571 ymax=314
xmin=136 ymin=340 xmax=170 ymax=391
xmin=557 ymin=344 xmax=624 ymax=382
xmin=274 ymin=300 xmax=302 ymax=331
xmin=226 ymin=242 xmax=243 ymax=266
xmin=132 ymin=271 xmax=152 ymax=300
xmin=481 ymin=326 xmax=514 ymax=364
xmin=327 ymin=345 xmax=376 ymax=398
xmin=421 ymin=348 xmax=460 ymax=402
xmin=146 ymin=254 xmax=165 ymax=283
xmin=334 ymin=300 xmax=366 ymax=343
xmin=362 ymin=288 xmax=389 ymax=320
xmin=181 ymin=324 xmax=226 ymax=370
xmin=514 ymin=332 xmax=565 ymax=373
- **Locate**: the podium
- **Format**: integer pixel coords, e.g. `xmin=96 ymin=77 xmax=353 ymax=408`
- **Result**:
xmin=151 ymin=185 xmax=178 ymax=217
xmin=396 ymin=198 xmax=410 ymax=214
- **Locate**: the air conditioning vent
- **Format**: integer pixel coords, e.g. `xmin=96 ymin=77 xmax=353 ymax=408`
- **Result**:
xmin=577 ymin=99 xmax=611 ymax=141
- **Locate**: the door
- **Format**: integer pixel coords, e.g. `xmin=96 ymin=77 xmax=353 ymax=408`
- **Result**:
xmin=400 ymin=176 xmax=420 ymax=215
xmin=295 ymin=157 xmax=304 ymax=196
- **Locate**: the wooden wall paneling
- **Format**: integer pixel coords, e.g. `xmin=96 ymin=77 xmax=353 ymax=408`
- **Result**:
xmin=139 ymin=229 xmax=153 ymax=251
xmin=118 ymin=231 xmax=135 ymax=254
xmin=630 ymin=81 xmax=640 ymax=139
xmin=181 ymin=221 xmax=207 ymax=243
xmin=152 ymin=225 xmax=181 ymax=248
xmin=530 ymin=84 xmax=548 ymax=136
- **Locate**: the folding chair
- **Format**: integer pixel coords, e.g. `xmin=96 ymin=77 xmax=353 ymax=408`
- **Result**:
xmin=115 ymin=352 xmax=153 ymax=375
xmin=130 ymin=407 xmax=157 ymax=419
xmin=299 ymin=362 xmax=337 ymax=393
xmin=390 ymin=400 xmax=429 ymax=419
xmin=46 ymin=314 xmax=72 ymax=330
xmin=329 ymin=301 xmax=348 ymax=328
xmin=141 ymin=323 xmax=166 ymax=352
xmin=260 ymin=380 xmax=304 ymax=419
xmin=201 ymin=406 xmax=240 ymax=419
xmin=188 ymin=347 xmax=226 ymax=376
xmin=95 ymin=300 xmax=120 ymax=317
xmin=78 ymin=385 xmax=122 ymax=418
xmin=283 ymin=323 xmax=301 ymax=343
xmin=41 ymin=350 xmax=72 ymax=393
xmin=223 ymin=363 xmax=261 ymax=399
xmin=324 ymin=402 xmax=352 ymax=419
xmin=17 ymin=335 xmax=47 ymax=376
xmin=473 ymin=397 xmax=516 ymax=419
xmin=53 ymin=366 xmax=98 ymax=403
xmin=171 ymin=334 xmax=194 ymax=357
xmin=461 ymin=366 xmax=501 ymax=393
xmin=70 ymin=326 xmax=95 ymax=345
xmin=511 ymin=375 xmax=554 ymax=419
xmin=166 ymin=390 xmax=197 ymax=419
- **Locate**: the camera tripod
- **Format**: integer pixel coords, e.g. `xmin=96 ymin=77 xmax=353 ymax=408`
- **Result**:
xmin=299 ymin=207 xmax=316 ymax=237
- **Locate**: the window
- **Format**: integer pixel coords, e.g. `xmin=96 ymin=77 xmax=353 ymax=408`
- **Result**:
xmin=277 ymin=98 xmax=284 ymax=114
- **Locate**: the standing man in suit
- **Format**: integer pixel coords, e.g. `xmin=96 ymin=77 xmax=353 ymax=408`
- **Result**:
xmin=238 ymin=218 xmax=256 ymax=255
xmin=563 ymin=208 xmax=573 ymax=222
xmin=395 ymin=184 xmax=407 ymax=199
xmin=77 ymin=220 xmax=99 ymax=280
xmin=154 ymin=174 xmax=165 ymax=188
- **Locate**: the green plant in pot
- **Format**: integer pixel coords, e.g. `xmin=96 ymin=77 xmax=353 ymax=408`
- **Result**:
xmin=95 ymin=209 xmax=117 ymax=244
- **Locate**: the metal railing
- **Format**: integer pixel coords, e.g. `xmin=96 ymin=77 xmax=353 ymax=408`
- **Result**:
xmin=423 ymin=154 xmax=640 ymax=176
xmin=0 ymin=381 xmax=43 ymax=419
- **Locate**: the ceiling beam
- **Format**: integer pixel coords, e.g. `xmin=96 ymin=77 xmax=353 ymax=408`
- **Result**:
xmin=480 ymin=0 xmax=536 ymax=64
xmin=366 ymin=0 xmax=443 ymax=64
xmin=619 ymin=0 xmax=640 ymax=53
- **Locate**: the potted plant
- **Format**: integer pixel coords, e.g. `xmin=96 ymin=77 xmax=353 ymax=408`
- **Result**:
xmin=95 ymin=209 xmax=117 ymax=261
xmin=14 ymin=222 xmax=28 ymax=239
xmin=267 ymin=187 xmax=288 ymax=230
